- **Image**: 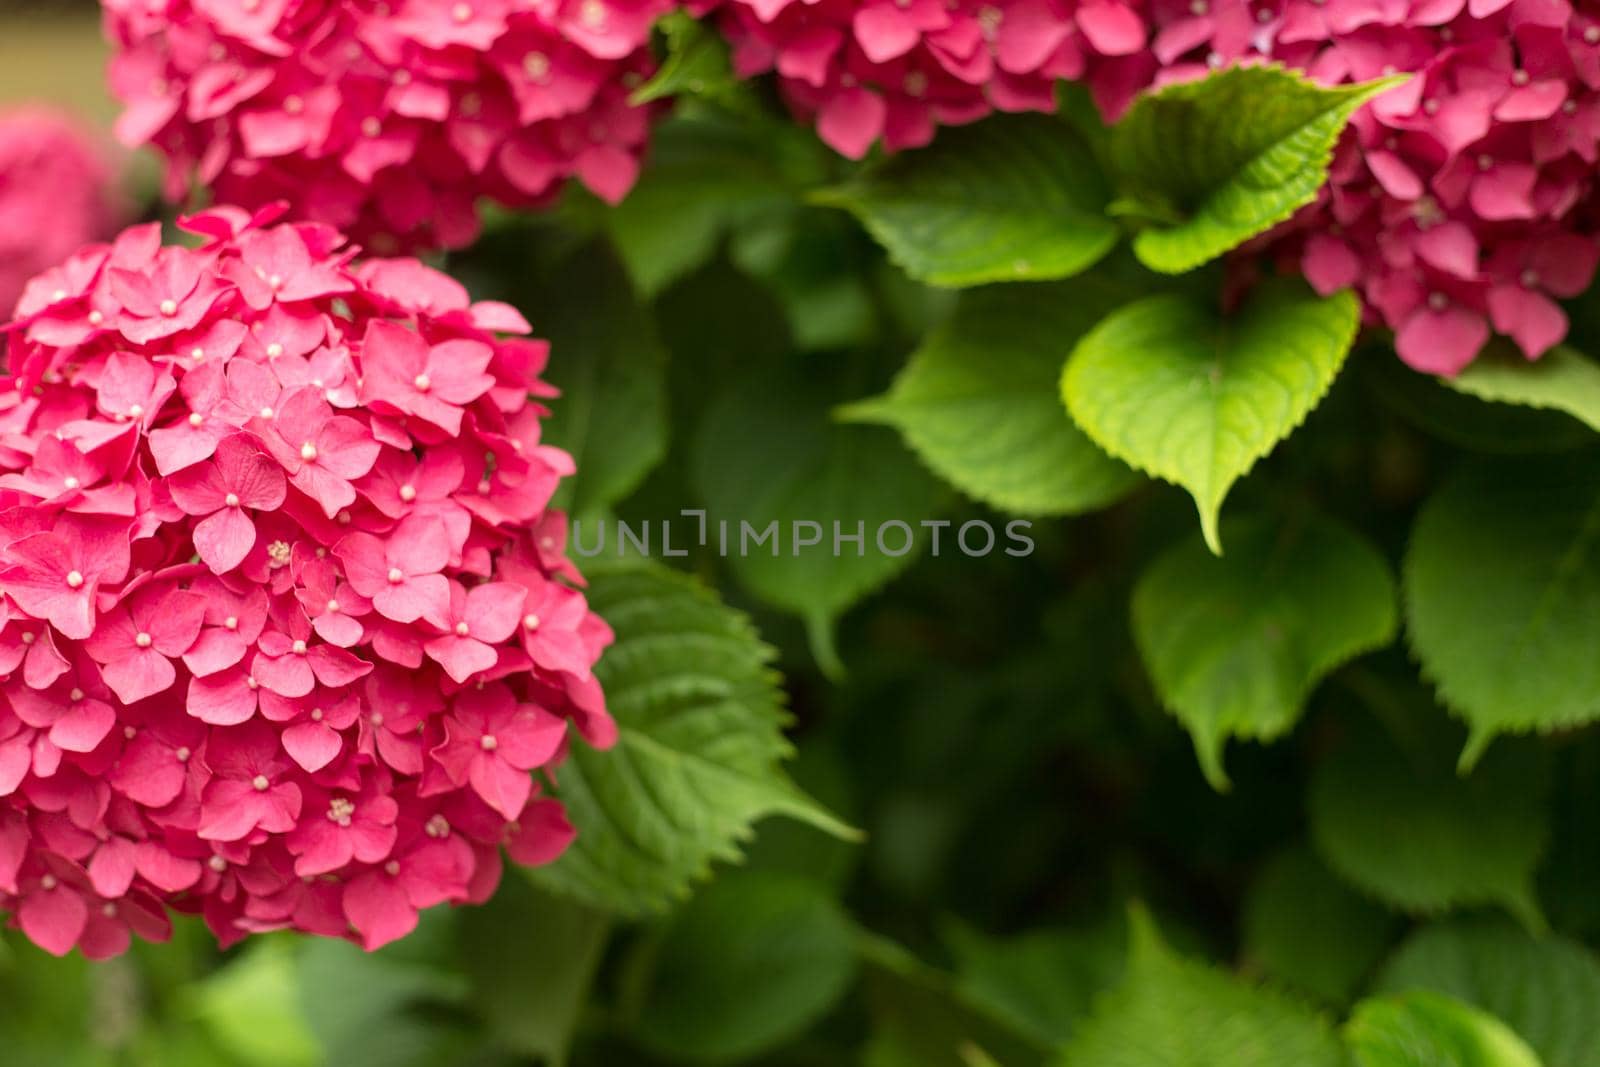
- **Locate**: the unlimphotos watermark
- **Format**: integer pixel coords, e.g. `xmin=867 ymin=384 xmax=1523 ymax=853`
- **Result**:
xmin=571 ymin=511 xmax=1035 ymax=559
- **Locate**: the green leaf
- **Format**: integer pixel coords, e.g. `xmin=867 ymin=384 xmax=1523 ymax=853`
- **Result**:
xmin=1403 ymin=455 xmax=1600 ymax=767
xmin=1443 ymin=344 xmax=1600 ymax=434
xmin=525 ymin=241 xmax=669 ymax=518
xmin=1063 ymin=280 xmax=1359 ymax=553
xmin=1111 ymin=65 xmax=1404 ymax=273
xmin=603 ymin=115 xmax=814 ymax=297
xmin=1242 ymin=846 xmax=1399 ymax=1005
xmin=1307 ymin=710 xmax=1549 ymax=928
xmin=530 ymin=560 xmax=855 ymax=915
xmin=945 ymin=917 xmax=1127 ymax=1046
xmin=458 ymin=877 xmax=611 ymax=1067
xmin=1056 ymin=906 xmax=1345 ymax=1067
xmin=294 ymin=929 xmax=473 ymax=1067
xmin=841 ymin=280 xmax=1139 ymax=516
xmin=1375 ymin=919 xmax=1600 ymax=1067
xmin=858 ymin=932 xmax=1051 ymax=1067
xmin=1132 ymin=513 xmax=1397 ymax=787
xmin=1363 ymin=345 xmax=1596 ymax=454
xmin=1346 ymin=991 xmax=1544 ymax=1067
xmin=692 ymin=373 xmax=944 ymax=674
xmin=624 ymin=872 xmax=858 ymax=1062
xmin=815 ymin=115 xmax=1119 ymax=287
xmin=629 ymin=13 xmax=736 ymax=106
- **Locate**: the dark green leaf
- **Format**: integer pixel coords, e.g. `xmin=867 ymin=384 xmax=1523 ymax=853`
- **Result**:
xmin=1132 ymin=514 xmax=1397 ymax=787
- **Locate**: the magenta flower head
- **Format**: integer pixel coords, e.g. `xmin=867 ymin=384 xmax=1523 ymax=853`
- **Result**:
xmin=1134 ymin=0 xmax=1600 ymax=374
xmin=0 ymin=206 xmax=615 ymax=958
xmin=702 ymin=0 xmax=1153 ymax=158
xmin=0 ymin=107 xmax=123 ymax=324
xmin=101 ymin=0 xmax=673 ymax=252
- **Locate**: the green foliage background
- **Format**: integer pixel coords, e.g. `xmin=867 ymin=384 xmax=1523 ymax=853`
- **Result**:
xmin=6 ymin=15 xmax=1600 ymax=1067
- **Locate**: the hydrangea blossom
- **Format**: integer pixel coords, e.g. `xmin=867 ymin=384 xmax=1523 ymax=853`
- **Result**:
xmin=1140 ymin=0 xmax=1600 ymax=373
xmin=704 ymin=0 xmax=1600 ymax=372
xmin=0 ymin=207 xmax=614 ymax=957
xmin=0 ymin=107 xmax=122 ymax=325
xmin=102 ymin=0 xmax=673 ymax=250
xmin=702 ymin=0 xmax=1153 ymax=157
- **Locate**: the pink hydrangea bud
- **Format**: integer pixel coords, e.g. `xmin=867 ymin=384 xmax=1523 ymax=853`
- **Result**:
xmin=101 ymin=0 xmax=674 ymax=251
xmin=0 ymin=107 xmax=122 ymax=326
xmin=0 ymin=206 xmax=614 ymax=957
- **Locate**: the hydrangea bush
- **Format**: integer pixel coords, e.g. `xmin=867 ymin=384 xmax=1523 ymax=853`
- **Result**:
xmin=6 ymin=0 xmax=1600 ymax=1063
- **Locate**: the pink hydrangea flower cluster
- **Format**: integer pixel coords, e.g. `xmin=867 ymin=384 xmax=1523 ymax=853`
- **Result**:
xmin=0 ymin=107 xmax=122 ymax=326
xmin=103 ymin=0 xmax=672 ymax=250
xmin=701 ymin=0 xmax=1153 ymax=158
xmin=1141 ymin=0 xmax=1600 ymax=373
xmin=701 ymin=0 xmax=1600 ymax=372
xmin=0 ymin=206 xmax=614 ymax=958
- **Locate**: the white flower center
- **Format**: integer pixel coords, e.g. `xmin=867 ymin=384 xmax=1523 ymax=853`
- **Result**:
xmin=300 ymin=442 xmax=318 ymax=462
xmin=388 ymin=567 xmax=405 ymax=584
xmin=65 ymin=570 xmax=84 ymax=588
xmin=225 ymin=492 xmax=240 ymax=507
xmin=159 ymin=298 xmax=179 ymax=317
xmin=455 ymin=622 xmax=471 ymax=636
xmin=252 ymin=774 xmax=270 ymax=791
xmin=135 ymin=632 xmax=153 ymax=648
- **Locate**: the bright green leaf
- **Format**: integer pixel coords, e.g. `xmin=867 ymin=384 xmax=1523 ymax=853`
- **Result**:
xmin=841 ymin=280 xmax=1139 ymax=516
xmin=1308 ymin=711 xmax=1549 ymax=928
xmin=1404 ymin=456 xmax=1600 ymax=767
xmin=1112 ymin=65 xmax=1405 ymax=273
xmin=1443 ymin=344 xmax=1600 ymax=434
xmin=625 ymin=872 xmax=857 ymax=1062
xmin=1056 ymin=906 xmax=1344 ymax=1067
xmin=1063 ymin=280 xmax=1359 ymax=553
xmin=530 ymin=560 xmax=855 ymax=914
xmin=525 ymin=242 xmax=669 ymax=518
xmin=189 ymin=938 xmax=322 ymax=1067
xmin=1346 ymin=991 xmax=1544 ymax=1067
xmin=1132 ymin=513 xmax=1396 ymax=787
xmin=693 ymin=374 xmax=944 ymax=674
xmin=1375 ymin=919 xmax=1600 ymax=1067
xmin=815 ymin=115 xmax=1119 ymax=287
xmin=1242 ymin=846 xmax=1399 ymax=1005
